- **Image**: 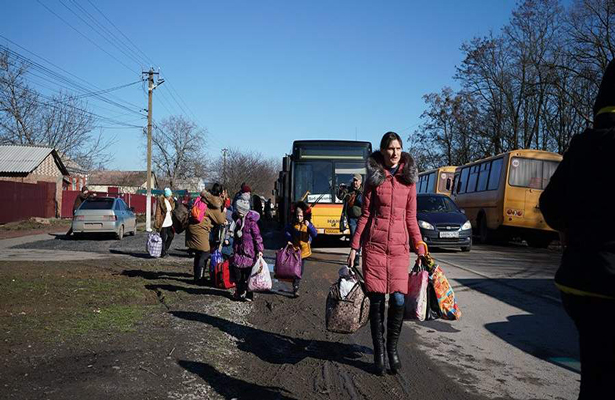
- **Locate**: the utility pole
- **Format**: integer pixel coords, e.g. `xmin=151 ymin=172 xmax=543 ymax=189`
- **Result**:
xmin=221 ymin=148 xmax=228 ymax=186
xmin=143 ymin=68 xmax=164 ymax=232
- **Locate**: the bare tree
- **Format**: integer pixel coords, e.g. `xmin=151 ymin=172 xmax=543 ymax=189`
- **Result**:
xmin=0 ymin=51 xmax=113 ymax=169
xmin=149 ymin=115 xmax=207 ymax=188
xmin=209 ymin=148 xmax=278 ymax=198
xmin=416 ymin=0 xmax=614 ymax=167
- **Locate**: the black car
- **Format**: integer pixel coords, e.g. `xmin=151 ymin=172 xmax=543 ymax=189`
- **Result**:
xmin=416 ymin=194 xmax=472 ymax=252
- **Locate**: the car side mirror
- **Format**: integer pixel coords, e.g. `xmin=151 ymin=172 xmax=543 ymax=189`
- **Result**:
xmin=129 ymin=207 xmax=135 ymax=212
xmin=460 ymin=208 xmax=466 ymax=214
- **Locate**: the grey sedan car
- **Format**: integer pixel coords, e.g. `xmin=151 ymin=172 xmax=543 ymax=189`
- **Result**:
xmin=72 ymin=197 xmax=137 ymax=239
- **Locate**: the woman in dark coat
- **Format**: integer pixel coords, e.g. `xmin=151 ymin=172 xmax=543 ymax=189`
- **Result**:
xmin=539 ymin=60 xmax=615 ymax=399
xmin=348 ymin=132 xmax=426 ymax=375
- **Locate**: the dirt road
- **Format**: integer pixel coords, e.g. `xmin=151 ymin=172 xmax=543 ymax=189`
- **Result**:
xmin=1 ymin=229 xmax=486 ymax=399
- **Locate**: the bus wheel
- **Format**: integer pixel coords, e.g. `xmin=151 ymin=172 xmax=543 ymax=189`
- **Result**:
xmin=527 ymin=236 xmax=551 ymax=248
xmin=478 ymin=216 xmax=492 ymax=244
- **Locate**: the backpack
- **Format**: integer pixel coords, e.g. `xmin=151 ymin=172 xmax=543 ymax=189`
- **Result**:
xmin=190 ymin=196 xmax=208 ymax=224
xmin=172 ymin=203 xmax=189 ymax=234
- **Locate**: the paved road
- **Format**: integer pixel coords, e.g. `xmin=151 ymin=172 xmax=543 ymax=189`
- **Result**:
xmin=316 ymin=241 xmax=579 ymax=400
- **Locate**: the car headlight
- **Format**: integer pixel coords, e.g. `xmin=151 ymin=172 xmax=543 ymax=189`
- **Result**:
xmin=461 ymin=220 xmax=472 ymax=230
xmin=418 ymin=220 xmax=435 ymax=230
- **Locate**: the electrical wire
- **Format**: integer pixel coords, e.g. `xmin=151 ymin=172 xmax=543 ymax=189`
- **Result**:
xmin=35 ymin=0 xmax=138 ymax=74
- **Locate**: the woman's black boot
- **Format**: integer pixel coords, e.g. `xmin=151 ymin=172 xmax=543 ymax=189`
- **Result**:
xmin=387 ymin=304 xmax=405 ymax=374
xmin=369 ymin=299 xmax=386 ymax=376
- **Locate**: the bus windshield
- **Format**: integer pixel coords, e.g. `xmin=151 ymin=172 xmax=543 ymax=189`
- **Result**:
xmin=508 ymin=157 xmax=560 ymax=189
xmin=293 ymin=162 xmax=333 ymax=203
xmin=334 ymin=162 xmax=366 ymax=203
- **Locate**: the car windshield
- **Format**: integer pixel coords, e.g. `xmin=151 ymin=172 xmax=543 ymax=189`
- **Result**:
xmin=80 ymin=198 xmax=115 ymax=210
xmin=417 ymin=196 xmax=459 ymax=213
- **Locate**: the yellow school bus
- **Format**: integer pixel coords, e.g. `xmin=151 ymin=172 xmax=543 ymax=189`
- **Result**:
xmin=275 ymin=140 xmax=372 ymax=236
xmin=451 ymin=149 xmax=562 ymax=247
xmin=417 ymin=166 xmax=457 ymax=196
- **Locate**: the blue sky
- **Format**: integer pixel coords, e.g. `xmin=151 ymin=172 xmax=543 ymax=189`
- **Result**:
xmin=1 ymin=0 xmax=518 ymax=170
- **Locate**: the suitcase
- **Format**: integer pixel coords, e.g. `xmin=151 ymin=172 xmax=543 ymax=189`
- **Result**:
xmin=211 ymin=259 xmax=235 ymax=289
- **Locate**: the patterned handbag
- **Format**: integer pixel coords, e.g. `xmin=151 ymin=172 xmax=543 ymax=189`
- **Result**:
xmin=325 ymin=267 xmax=370 ymax=334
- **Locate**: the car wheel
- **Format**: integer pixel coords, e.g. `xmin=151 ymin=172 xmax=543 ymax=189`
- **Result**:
xmin=116 ymin=225 xmax=124 ymax=240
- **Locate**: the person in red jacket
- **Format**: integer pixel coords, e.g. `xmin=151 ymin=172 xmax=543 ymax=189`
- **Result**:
xmin=348 ymin=131 xmax=426 ymax=375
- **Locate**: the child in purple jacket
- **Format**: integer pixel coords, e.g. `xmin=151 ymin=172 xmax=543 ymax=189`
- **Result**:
xmin=230 ymin=193 xmax=264 ymax=301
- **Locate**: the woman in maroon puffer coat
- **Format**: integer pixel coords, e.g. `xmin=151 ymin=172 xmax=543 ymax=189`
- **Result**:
xmin=348 ymin=131 xmax=426 ymax=375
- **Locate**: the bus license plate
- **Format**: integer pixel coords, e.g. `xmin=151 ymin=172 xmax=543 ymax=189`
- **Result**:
xmin=440 ymin=231 xmax=459 ymax=238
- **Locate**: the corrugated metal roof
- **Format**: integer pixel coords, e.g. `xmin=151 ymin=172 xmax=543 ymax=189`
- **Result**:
xmin=0 ymin=145 xmax=55 ymax=173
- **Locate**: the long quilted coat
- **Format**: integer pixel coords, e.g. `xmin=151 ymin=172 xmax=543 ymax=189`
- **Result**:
xmin=231 ymin=210 xmax=264 ymax=268
xmin=350 ymin=151 xmax=424 ymax=294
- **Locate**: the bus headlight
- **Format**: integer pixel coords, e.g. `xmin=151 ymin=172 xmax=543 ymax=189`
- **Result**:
xmin=418 ymin=220 xmax=435 ymax=230
xmin=461 ymin=220 xmax=472 ymax=230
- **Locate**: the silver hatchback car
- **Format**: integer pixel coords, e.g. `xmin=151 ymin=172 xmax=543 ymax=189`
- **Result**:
xmin=72 ymin=197 xmax=137 ymax=239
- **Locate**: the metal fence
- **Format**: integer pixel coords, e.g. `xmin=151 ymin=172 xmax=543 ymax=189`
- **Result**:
xmin=0 ymin=181 xmax=56 ymax=224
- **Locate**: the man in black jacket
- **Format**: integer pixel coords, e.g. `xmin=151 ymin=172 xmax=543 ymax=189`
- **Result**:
xmin=338 ymin=174 xmax=364 ymax=265
xmin=540 ymin=60 xmax=615 ymax=400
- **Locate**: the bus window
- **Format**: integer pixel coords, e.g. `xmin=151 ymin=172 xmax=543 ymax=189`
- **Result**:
xmin=488 ymin=158 xmax=503 ymax=190
xmin=466 ymin=165 xmax=479 ymax=193
xmin=294 ymin=162 xmax=333 ymax=202
xmin=438 ymin=172 xmax=454 ymax=193
xmin=509 ymin=157 xmax=543 ymax=189
xmin=477 ymin=161 xmax=491 ymax=192
xmin=459 ymin=167 xmax=470 ymax=193
xmin=543 ymin=161 xmax=559 ymax=188
xmin=426 ymin=172 xmax=436 ymax=193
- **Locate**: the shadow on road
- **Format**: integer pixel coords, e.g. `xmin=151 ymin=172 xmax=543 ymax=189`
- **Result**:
xmin=457 ymin=278 xmax=580 ymax=373
xmin=146 ymin=283 xmax=233 ymax=299
xmin=171 ymin=311 xmax=373 ymax=372
xmin=121 ymin=269 xmax=193 ymax=281
xmin=178 ymin=360 xmax=297 ymax=400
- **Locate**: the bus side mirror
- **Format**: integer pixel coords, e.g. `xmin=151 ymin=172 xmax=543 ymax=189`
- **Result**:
xmin=446 ymin=178 xmax=451 ymax=190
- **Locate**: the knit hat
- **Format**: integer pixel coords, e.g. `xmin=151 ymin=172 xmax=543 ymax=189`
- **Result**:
xmin=164 ymin=188 xmax=172 ymax=197
xmin=235 ymin=192 xmax=251 ymax=216
xmin=241 ymin=183 xmax=252 ymax=193
xmin=593 ymin=59 xmax=615 ymax=117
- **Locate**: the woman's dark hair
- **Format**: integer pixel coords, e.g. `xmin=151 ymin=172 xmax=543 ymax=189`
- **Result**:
xmin=379 ymin=131 xmax=403 ymax=152
xmin=210 ymin=182 xmax=224 ymax=196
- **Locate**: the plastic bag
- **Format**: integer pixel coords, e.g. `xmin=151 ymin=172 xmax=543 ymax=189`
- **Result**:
xmin=339 ymin=276 xmax=357 ymax=299
xmin=404 ymin=264 xmax=429 ymax=320
xmin=248 ymin=256 xmax=272 ymax=292
xmin=146 ymin=232 xmax=162 ymax=258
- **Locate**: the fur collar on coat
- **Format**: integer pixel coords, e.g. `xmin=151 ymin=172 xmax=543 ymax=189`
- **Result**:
xmin=366 ymin=151 xmax=418 ymax=187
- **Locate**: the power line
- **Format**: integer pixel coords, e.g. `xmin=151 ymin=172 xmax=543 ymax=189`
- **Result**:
xmin=1 ymin=44 xmax=145 ymax=115
xmin=58 ymin=0 xmax=142 ymax=67
xmin=35 ymin=0 xmax=138 ymax=74
xmin=86 ymin=0 xmax=156 ymax=67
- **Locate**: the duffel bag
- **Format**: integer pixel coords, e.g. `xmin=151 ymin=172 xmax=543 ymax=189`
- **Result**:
xmin=325 ymin=267 xmax=370 ymax=334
